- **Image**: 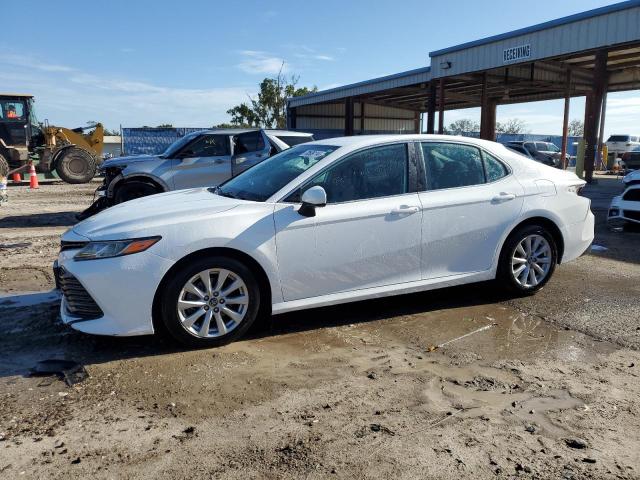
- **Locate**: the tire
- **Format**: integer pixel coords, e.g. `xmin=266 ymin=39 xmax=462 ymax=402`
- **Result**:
xmin=497 ymin=224 xmax=557 ymax=296
xmin=114 ymin=180 xmax=160 ymax=204
xmin=160 ymin=256 xmax=261 ymax=348
xmin=55 ymin=148 xmax=97 ymax=184
xmin=0 ymin=154 xmax=8 ymax=177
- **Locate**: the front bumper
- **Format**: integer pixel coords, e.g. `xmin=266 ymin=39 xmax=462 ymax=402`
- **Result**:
xmin=57 ymin=248 xmax=174 ymax=336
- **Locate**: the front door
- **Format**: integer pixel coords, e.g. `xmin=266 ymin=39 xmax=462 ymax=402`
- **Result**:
xmin=274 ymin=143 xmax=423 ymax=301
xmin=171 ymin=134 xmax=232 ymax=189
xmin=417 ymin=142 xmax=524 ymax=279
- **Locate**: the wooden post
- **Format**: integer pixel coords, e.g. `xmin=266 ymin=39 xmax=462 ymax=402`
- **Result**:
xmin=438 ymin=78 xmax=445 ymax=134
xmin=560 ymin=71 xmax=571 ymax=169
xmin=584 ymin=50 xmax=608 ymax=183
xmin=426 ymin=82 xmax=436 ymax=134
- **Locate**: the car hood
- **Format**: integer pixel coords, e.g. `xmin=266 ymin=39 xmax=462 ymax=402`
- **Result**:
xmin=72 ymin=188 xmax=244 ymax=240
xmin=101 ymin=154 xmax=162 ymax=169
xmin=624 ymin=170 xmax=640 ymax=183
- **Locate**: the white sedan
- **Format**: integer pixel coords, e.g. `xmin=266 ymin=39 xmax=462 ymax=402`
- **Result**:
xmin=56 ymin=135 xmax=594 ymax=347
xmin=608 ymin=184 xmax=640 ymax=226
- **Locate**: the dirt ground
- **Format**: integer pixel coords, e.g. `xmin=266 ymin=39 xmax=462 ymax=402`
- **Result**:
xmin=0 ymin=176 xmax=639 ymax=479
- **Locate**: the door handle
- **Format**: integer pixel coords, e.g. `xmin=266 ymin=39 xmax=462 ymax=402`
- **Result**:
xmin=390 ymin=205 xmax=420 ymax=215
xmin=492 ymin=192 xmax=516 ymax=202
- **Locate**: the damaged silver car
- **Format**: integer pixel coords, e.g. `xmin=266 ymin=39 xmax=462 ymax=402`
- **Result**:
xmin=78 ymin=128 xmax=314 ymax=219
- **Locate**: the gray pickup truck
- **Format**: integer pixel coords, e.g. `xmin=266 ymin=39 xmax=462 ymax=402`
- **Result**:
xmin=79 ymin=128 xmax=314 ymax=219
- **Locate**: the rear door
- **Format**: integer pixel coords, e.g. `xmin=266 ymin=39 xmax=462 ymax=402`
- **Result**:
xmin=232 ymin=130 xmax=272 ymax=176
xmin=417 ymin=142 xmax=524 ymax=279
xmin=171 ymin=134 xmax=231 ymax=189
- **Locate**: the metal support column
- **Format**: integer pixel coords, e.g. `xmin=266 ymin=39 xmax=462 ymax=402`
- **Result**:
xmin=344 ymin=97 xmax=354 ymax=136
xmin=360 ymin=101 xmax=365 ymax=135
xmin=584 ymin=50 xmax=608 ymax=183
xmin=480 ymin=74 xmax=496 ymax=140
xmin=597 ymin=92 xmax=608 ymax=169
xmin=414 ymin=111 xmax=420 ymax=134
xmin=287 ymin=106 xmax=297 ymax=130
xmin=426 ymin=82 xmax=436 ymax=134
xmin=560 ymin=71 xmax=571 ymax=169
xmin=438 ymin=78 xmax=445 ymax=134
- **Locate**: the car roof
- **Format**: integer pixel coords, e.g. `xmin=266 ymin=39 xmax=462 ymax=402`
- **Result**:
xmin=264 ymin=130 xmax=313 ymax=136
xmin=308 ymin=134 xmax=503 ymax=150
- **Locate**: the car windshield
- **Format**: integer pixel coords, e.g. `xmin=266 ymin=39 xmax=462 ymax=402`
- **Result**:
xmin=608 ymin=135 xmax=630 ymax=142
xmin=216 ymin=144 xmax=339 ymax=202
xmin=160 ymin=132 xmax=203 ymax=158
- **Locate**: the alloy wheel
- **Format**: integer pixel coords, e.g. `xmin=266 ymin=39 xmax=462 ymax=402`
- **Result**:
xmin=177 ymin=268 xmax=249 ymax=338
xmin=510 ymin=234 xmax=552 ymax=288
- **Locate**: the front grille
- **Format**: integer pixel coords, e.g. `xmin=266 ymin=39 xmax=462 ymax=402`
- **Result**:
xmin=623 ymin=189 xmax=640 ymax=201
xmin=623 ymin=210 xmax=640 ymax=222
xmin=60 ymin=240 xmax=89 ymax=252
xmin=59 ymin=267 xmax=103 ymax=320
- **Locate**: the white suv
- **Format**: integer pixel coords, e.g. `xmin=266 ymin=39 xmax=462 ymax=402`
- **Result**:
xmin=606 ymin=134 xmax=640 ymax=159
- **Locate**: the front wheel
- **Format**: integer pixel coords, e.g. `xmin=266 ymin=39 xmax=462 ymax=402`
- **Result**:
xmin=160 ymin=257 xmax=261 ymax=347
xmin=497 ymin=224 xmax=557 ymax=295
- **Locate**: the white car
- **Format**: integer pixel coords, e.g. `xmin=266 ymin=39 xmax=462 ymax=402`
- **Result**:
xmin=56 ymin=135 xmax=594 ymax=347
xmin=608 ymin=184 xmax=640 ymax=226
xmin=606 ymin=134 xmax=640 ymax=159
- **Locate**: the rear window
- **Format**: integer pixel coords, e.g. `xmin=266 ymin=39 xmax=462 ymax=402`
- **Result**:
xmin=608 ymin=135 xmax=631 ymax=142
xmin=275 ymin=135 xmax=314 ymax=147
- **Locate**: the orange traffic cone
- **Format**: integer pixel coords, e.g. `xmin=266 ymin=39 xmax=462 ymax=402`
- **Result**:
xmin=12 ymin=172 xmax=22 ymax=183
xmin=29 ymin=163 xmax=39 ymax=189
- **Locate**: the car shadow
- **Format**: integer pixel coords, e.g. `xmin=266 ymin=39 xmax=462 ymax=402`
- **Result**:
xmin=0 ymin=212 xmax=78 ymax=229
xmin=0 ymin=281 xmax=511 ymax=379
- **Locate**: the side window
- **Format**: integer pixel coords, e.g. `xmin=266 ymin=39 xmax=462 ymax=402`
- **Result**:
xmin=304 ymin=143 xmax=408 ymax=203
xmin=235 ymin=131 xmax=265 ymax=154
xmin=523 ymin=143 xmax=536 ymax=153
xmin=421 ymin=143 xmax=485 ymax=190
xmin=186 ymin=135 xmax=229 ymax=157
xmin=482 ymin=151 xmax=509 ymax=182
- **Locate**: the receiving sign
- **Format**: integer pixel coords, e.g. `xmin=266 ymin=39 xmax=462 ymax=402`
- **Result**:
xmin=503 ymin=44 xmax=531 ymax=63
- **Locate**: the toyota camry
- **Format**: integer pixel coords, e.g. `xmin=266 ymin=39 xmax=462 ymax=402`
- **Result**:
xmin=56 ymin=135 xmax=594 ymax=347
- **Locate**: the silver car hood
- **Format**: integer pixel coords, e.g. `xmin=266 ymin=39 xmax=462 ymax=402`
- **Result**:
xmin=101 ymin=154 xmax=162 ymax=169
xmin=72 ymin=188 xmax=242 ymax=240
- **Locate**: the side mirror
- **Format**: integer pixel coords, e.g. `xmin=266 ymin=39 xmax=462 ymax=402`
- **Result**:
xmin=298 ymin=186 xmax=327 ymax=217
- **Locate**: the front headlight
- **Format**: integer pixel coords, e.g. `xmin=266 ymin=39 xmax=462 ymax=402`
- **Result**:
xmin=74 ymin=236 xmax=160 ymax=261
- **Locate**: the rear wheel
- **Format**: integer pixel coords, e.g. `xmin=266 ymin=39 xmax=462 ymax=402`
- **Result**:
xmin=114 ymin=180 xmax=161 ymax=204
xmin=498 ymin=224 xmax=557 ymax=295
xmin=55 ymin=148 xmax=97 ymax=183
xmin=0 ymin=154 xmax=8 ymax=177
xmin=160 ymin=257 xmax=261 ymax=348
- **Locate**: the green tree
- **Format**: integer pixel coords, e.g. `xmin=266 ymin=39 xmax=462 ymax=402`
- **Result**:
xmin=446 ymin=119 xmax=480 ymax=135
xmin=568 ymin=119 xmax=584 ymax=137
xmin=496 ymin=118 xmax=528 ymax=134
xmin=226 ymin=64 xmax=317 ymax=129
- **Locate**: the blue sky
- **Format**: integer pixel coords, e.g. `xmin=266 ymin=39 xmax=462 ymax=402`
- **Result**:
xmin=1 ymin=0 xmax=638 ymax=136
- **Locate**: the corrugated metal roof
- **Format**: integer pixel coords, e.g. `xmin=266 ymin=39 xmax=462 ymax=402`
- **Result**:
xmin=429 ymin=0 xmax=640 ymax=57
xmin=288 ymin=67 xmax=431 ymax=108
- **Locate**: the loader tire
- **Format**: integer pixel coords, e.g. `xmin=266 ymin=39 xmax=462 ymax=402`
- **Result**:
xmin=0 ymin=154 xmax=8 ymax=177
xmin=55 ymin=148 xmax=97 ymax=184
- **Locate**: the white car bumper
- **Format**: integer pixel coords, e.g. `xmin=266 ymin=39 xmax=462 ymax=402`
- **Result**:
xmin=57 ymin=249 xmax=174 ymax=336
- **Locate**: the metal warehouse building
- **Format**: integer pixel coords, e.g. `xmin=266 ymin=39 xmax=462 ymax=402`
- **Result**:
xmin=287 ymin=0 xmax=640 ymax=182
